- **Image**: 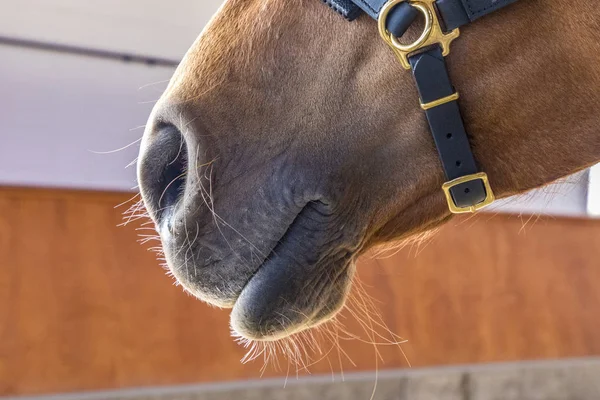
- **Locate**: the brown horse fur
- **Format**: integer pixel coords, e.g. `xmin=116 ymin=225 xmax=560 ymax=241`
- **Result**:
xmin=138 ymin=0 xmax=600 ymax=341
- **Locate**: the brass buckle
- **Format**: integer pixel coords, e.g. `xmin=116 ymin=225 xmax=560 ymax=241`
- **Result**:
xmin=377 ymin=0 xmax=460 ymax=69
xmin=442 ymin=172 xmax=496 ymax=214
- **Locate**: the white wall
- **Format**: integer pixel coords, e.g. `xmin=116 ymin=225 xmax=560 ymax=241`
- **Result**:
xmin=0 ymin=45 xmax=173 ymax=191
xmin=588 ymin=165 xmax=600 ymax=217
xmin=0 ymin=0 xmax=224 ymax=191
xmin=0 ymin=0 xmax=224 ymax=60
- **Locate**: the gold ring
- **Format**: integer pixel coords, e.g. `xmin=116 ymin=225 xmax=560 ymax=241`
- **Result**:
xmin=378 ymin=0 xmax=433 ymax=53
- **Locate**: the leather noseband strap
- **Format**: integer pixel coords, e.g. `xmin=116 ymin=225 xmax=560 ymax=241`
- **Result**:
xmin=410 ymin=47 xmax=488 ymax=209
xmin=322 ymin=0 xmax=518 ymax=30
xmin=321 ymin=0 xmax=518 ymax=213
xmin=322 ymin=0 xmax=363 ymax=20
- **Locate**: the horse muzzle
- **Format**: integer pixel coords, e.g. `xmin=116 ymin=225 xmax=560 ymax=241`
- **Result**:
xmin=137 ymin=114 xmax=362 ymax=340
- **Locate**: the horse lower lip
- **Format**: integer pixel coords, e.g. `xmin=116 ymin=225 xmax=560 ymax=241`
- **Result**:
xmin=232 ymin=209 xmax=303 ymax=304
xmin=229 ymin=206 xmax=311 ymax=339
xmin=231 ymin=250 xmax=352 ymax=341
xmin=231 ymin=258 xmax=312 ymax=340
xmin=229 ymin=202 xmax=353 ymax=340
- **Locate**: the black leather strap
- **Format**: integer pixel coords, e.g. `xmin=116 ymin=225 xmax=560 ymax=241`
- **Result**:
xmin=409 ymin=46 xmax=487 ymax=208
xmin=319 ymin=0 xmax=509 ymax=210
xmin=321 ymin=0 xmax=363 ymax=20
xmin=435 ymin=0 xmax=519 ymax=30
xmin=351 ymin=0 xmax=420 ymax=36
xmin=349 ymin=0 xmax=391 ymax=18
xmin=322 ymin=0 xmax=419 ymax=35
xmin=323 ymin=0 xmax=518 ymax=32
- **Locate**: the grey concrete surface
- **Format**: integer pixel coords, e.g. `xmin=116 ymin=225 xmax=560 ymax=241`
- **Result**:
xmin=5 ymin=358 xmax=600 ymax=400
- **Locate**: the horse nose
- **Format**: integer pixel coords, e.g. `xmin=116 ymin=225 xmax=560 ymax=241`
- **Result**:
xmin=138 ymin=121 xmax=189 ymax=227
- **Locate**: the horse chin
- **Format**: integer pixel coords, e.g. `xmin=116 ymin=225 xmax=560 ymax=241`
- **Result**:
xmin=155 ymin=194 xmax=360 ymax=341
xmin=224 ymin=205 xmax=358 ymax=341
xmin=230 ymin=260 xmax=355 ymax=342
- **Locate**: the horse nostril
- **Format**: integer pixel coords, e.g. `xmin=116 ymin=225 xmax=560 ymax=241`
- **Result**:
xmin=138 ymin=122 xmax=188 ymax=225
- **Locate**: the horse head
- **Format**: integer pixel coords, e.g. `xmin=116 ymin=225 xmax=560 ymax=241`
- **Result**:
xmin=137 ymin=0 xmax=600 ymax=341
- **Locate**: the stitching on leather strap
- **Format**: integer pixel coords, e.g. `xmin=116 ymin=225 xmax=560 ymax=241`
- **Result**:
xmin=353 ymin=0 xmax=378 ymax=14
xmin=464 ymin=0 xmax=510 ymax=16
xmin=321 ymin=0 xmax=348 ymax=17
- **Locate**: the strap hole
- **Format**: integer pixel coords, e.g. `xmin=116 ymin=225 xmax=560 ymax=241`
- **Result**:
xmin=446 ymin=133 xmax=453 ymax=139
xmin=464 ymin=188 xmax=471 ymax=194
xmin=456 ymin=161 xmax=462 ymax=167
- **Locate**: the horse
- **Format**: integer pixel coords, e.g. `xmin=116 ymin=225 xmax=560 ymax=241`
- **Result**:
xmin=137 ymin=0 xmax=600 ymax=343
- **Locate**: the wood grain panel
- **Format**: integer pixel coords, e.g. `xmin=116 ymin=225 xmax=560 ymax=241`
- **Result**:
xmin=0 ymin=187 xmax=599 ymax=396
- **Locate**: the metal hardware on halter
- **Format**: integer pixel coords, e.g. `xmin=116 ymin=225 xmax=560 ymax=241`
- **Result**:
xmin=320 ymin=0 xmax=520 ymax=214
xmin=377 ymin=0 xmax=496 ymax=214
xmin=377 ymin=0 xmax=460 ymax=69
xmin=442 ymin=173 xmax=495 ymax=214
xmin=420 ymin=92 xmax=459 ymax=110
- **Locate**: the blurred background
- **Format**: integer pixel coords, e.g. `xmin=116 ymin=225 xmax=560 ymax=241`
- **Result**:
xmin=1 ymin=1 xmax=599 ymax=399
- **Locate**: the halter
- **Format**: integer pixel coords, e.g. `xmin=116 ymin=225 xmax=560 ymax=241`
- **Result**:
xmin=322 ymin=0 xmax=517 ymax=213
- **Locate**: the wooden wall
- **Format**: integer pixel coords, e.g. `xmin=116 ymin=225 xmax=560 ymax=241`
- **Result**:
xmin=1 ymin=187 xmax=599 ymax=396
